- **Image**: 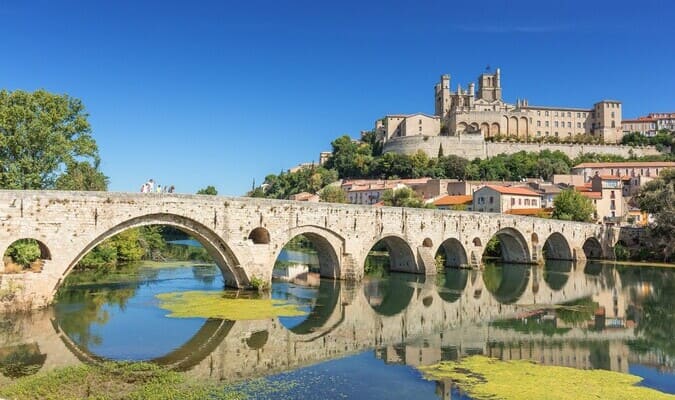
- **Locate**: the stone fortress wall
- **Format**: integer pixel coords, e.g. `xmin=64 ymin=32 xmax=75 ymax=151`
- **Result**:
xmin=383 ymin=134 xmax=662 ymax=160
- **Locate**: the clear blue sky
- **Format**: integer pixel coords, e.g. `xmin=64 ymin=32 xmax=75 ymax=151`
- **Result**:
xmin=1 ymin=0 xmax=674 ymax=195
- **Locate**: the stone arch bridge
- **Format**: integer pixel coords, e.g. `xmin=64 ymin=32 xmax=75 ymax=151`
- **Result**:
xmin=0 ymin=191 xmax=618 ymax=311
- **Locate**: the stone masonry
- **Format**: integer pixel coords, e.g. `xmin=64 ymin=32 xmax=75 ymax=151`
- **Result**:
xmin=0 ymin=190 xmax=618 ymax=312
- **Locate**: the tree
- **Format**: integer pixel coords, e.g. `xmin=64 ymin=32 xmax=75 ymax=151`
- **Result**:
xmin=0 ymin=90 xmax=102 ymax=189
xmin=381 ymin=186 xmax=433 ymax=208
xmin=55 ymin=161 xmax=108 ymax=191
xmin=552 ymin=189 xmax=594 ymax=222
xmin=196 ymin=186 xmax=218 ymax=195
xmin=319 ymin=185 xmax=347 ymax=203
xmin=636 ymin=168 xmax=675 ymax=261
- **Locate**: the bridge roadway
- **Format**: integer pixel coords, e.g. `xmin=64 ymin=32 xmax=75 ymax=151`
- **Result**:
xmin=0 ymin=190 xmax=618 ymax=312
xmin=0 ymin=262 xmax=637 ymax=385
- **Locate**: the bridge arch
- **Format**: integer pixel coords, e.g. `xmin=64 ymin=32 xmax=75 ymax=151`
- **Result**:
xmin=485 ymin=228 xmax=531 ymax=264
xmin=248 ymin=227 xmax=270 ymax=244
xmin=364 ymin=234 xmax=419 ymax=274
xmin=277 ymin=225 xmax=344 ymax=279
xmin=543 ymin=232 xmax=573 ymax=260
xmin=582 ymin=237 xmax=603 ymax=260
xmin=58 ymin=213 xmax=246 ymax=291
xmin=2 ymin=238 xmax=52 ymax=273
xmin=435 ymin=238 xmax=468 ymax=268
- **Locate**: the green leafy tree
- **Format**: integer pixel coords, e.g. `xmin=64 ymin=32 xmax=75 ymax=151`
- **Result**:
xmin=4 ymin=239 xmax=41 ymax=267
xmin=324 ymin=135 xmax=373 ymax=178
xmin=55 ymin=161 xmax=108 ymax=191
xmin=319 ymin=185 xmax=347 ymax=203
xmin=636 ymin=168 xmax=675 ymax=261
xmin=552 ymin=189 xmax=595 ymax=222
xmin=381 ymin=186 xmax=433 ymax=208
xmin=0 ymin=90 xmax=102 ymax=189
xmin=196 ymin=185 xmax=218 ymax=195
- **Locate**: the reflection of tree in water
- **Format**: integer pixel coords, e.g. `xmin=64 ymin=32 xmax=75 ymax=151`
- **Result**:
xmin=556 ymin=297 xmax=598 ymax=327
xmin=482 ymin=263 xmax=530 ymax=305
xmin=631 ymin=272 xmax=675 ymax=358
xmin=55 ymin=265 xmax=151 ymax=350
xmin=0 ymin=343 xmax=47 ymax=378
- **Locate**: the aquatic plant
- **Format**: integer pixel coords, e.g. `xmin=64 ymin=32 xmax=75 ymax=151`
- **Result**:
xmin=418 ymin=356 xmax=674 ymax=400
xmin=156 ymin=290 xmax=306 ymax=320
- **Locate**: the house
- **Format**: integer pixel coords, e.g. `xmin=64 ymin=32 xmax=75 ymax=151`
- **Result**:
xmin=472 ymin=185 xmax=541 ymax=213
xmin=342 ymin=178 xmax=430 ymax=205
xmin=575 ymin=174 xmax=626 ymax=224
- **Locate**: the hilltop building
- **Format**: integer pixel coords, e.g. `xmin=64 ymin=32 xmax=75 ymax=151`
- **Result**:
xmin=622 ymin=112 xmax=675 ymax=136
xmin=376 ymin=67 xmax=624 ymax=145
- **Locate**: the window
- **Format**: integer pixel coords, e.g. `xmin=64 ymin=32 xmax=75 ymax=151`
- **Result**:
xmin=545 ymin=111 xmax=549 ymax=116
xmin=555 ymin=132 xmax=559 ymax=137
xmin=511 ymin=198 xmax=515 ymax=206
xmin=611 ymin=112 xmax=615 ymax=118
xmin=611 ymin=121 xmax=615 ymax=128
xmin=537 ymin=131 xmax=541 ymax=136
xmin=610 ymin=190 xmax=615 ymax=199
xmin=567 ymin=122 xmax=571 ymax=128
xmin=533 ymin=199 xmax=537 ymax=207
xmin=537 ymin=121 xmax=541 ymax=127
xmin=610 ymin=200 xmax=616 ymax=210
xmin=568 ymin=112 xmax=571 ymax=117
xmin=525 ymin=199 xmax=530 ymax=205
xmin=419 ymin=126 xmax=422 ymax=132
xmin=518 ymin=198 xmax=522 ymax=205
xmin=537 ymin=110 xmax=541 ymax=116
xmin=577 ymin=112 xmax=581 ymax=118
xmin=555 ymin=111 xmax=558 ymax=117
xmin=554 ymin=121 xmax=559 ymax=128
xmin=577 ymin=122 xmax=581 ymax=128
xmin=545 ymin=121 xmax=549 ymax=127
xmin=489 ymin=196 xmax=494 ymax=204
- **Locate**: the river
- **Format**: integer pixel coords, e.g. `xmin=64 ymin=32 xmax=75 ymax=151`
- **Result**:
xmin=0 ymin=255 xmax=673 ymax=398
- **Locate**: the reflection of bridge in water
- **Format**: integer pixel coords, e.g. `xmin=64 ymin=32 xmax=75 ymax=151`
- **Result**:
xmin=0 ymin=262 xmax=659 ymax=385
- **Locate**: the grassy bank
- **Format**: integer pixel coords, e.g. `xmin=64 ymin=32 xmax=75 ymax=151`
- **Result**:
xmin=0 ymin=362 xmax=243 ymax=400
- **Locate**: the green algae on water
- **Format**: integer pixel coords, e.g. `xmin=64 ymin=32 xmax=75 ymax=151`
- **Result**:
xmin=155 ymin=290 xmax=307 ymax=320
xmin=418 ymin=356 xmax=675 ymax=400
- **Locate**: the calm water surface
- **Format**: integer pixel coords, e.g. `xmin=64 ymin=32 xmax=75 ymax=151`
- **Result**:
xmin=1 ymin=257 xmax=673 ymax=399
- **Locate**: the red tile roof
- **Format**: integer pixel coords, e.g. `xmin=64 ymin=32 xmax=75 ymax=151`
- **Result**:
xmin=483 ymin=185 xmax=540 ymax=196
xmin=579 ymin=192 xmax=602 ymax=199
xmin=433 ymin=195 xmax=473 ymax=206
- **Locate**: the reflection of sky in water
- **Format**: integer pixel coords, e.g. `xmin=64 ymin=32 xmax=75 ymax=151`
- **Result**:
xmin=55 ymin=264 xmax=222 ymax=361
xmin=271 ymin=281 xmax=318 ymax=329
xmin=235 ymin=351 xmax=472 ymax=400
xmin=630 ymin=364 xmax=675 ymax=394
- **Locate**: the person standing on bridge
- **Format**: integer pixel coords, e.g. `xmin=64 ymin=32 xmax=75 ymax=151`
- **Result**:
xmin=147 ymin=179 xmax=155 ymax=193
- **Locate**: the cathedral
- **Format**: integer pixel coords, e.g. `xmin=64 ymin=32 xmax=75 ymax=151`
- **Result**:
xmin=376 ymin=68 xmax=623 ymax=144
